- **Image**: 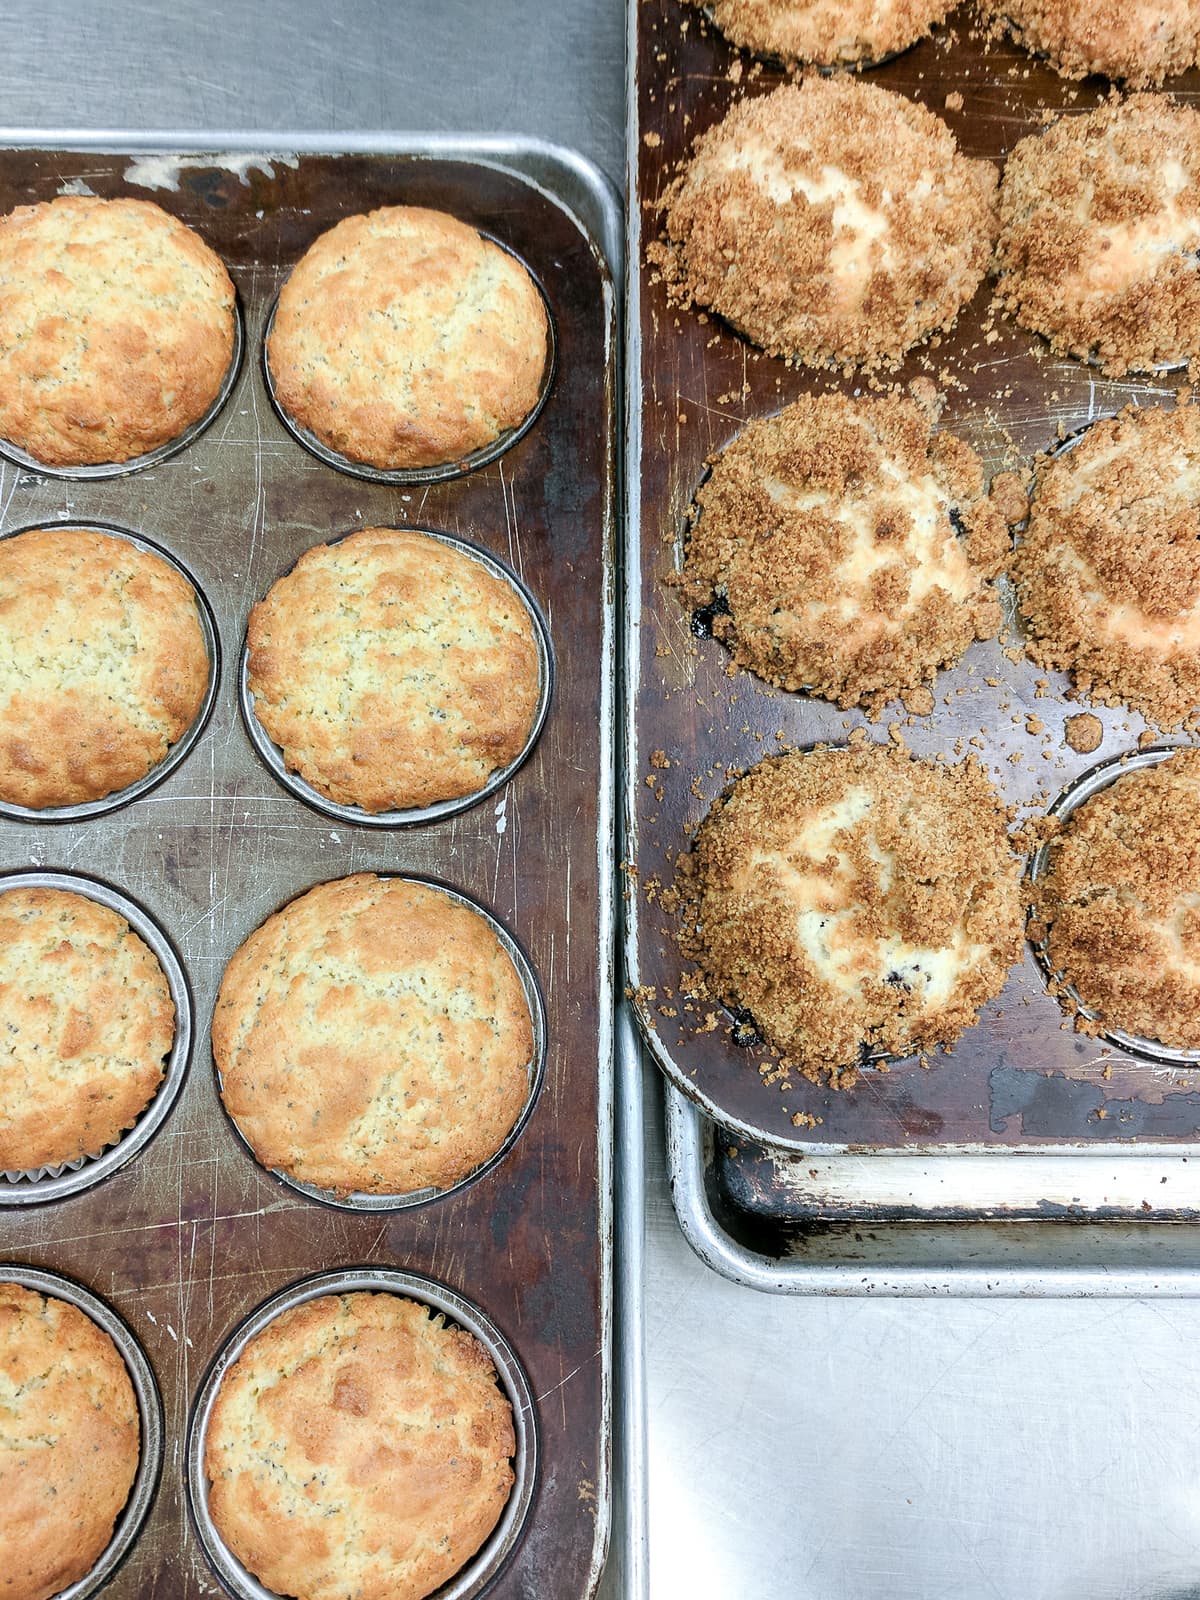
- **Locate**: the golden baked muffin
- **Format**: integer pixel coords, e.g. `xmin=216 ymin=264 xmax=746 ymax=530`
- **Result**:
xmin=0 ymin=1282 xmax=140 ymax=1600
xmin=651 ymin=78 xmax=998 ymax=369
xmin=996 ymin=97 xmax=1200 ymax=376
xmin=0 ymin=526 xmax=210 ymax=810
xmin=678 ymin=392 xmax=1018 ymax=710
xmin=986 ymin=0 xmax=1200 ymax=87
xmin=205 ymin=1291 xmax=515 ymax=1600
xmin=681 ymin=742 xmax=1024 ymax=1083
xmin=266 ymin=206 xmax=549 ymax=471
xmin=694 ymin=0 xmax=951 ymax=66
xmin=248 ymin=527 xmax=541 ymax=813
xmin=1015 ymin=403 xmax=1200 ymax=729
xmin=1032 ymin=748 xmax=1200 ymax=1047
xmin=0 ymin=195 xmax=235 ymax=467
xmin=0 ymin=886 xmax=175 ymax=1172
xmin=213 ymin=874 xmax=534 ymax=1196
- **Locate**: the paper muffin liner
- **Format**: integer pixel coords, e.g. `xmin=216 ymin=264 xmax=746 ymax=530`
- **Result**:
xmin=0 ymin=870 xmax=194 ymax=1205
xmin=1028 ymin=745 xmax=1200 ymax=1066
xmin=214 ymin=875 xmax=546 ymax=1212
xmin=0 ymin=295 xmax=244 ymax=479
xmin=239 ymin=526 xmax=554 ymax=829
xmin=260 ymin=243 xmax=556 ymax=485
xmin=186 ymin=1266 xmax=537 ymax=1600
xmin=0 ymin=1263 xmax=163 ymax=1600
xmin=0 ymin=520 xmax=222 ymax=825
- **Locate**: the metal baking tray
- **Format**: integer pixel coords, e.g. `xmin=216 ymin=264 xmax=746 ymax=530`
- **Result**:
xmin=625 ymin=0 xmax=1200 ymax=1221
xmin=0 ymin=132 xmax=618 ymax=1599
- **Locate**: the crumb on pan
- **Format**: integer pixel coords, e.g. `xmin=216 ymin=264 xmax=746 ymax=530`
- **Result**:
xmin=267 ymin=205 xmax=548 ymax=471
xmin=0 ymin=1282 xmax=140 ymax=1600
xmin=248 ymin=527 xmax=541 ymax=813
xmin=676 ymin=392 xmax=1015 ymax=712
xmin=0 ymin=886 xmax=174 ymax=1172
xmin=213 ymin=874 xmax=533 ymax=1197
xmin=677 ymin=742 xmax=1024 ymax=1082
xmin=0 ymin=526 xmax=209 ymax=810
xmin=649 ymin=78 xmax=998 ymax=370
xmin=1034 ymin=746 xmax=1200 ymax=1047
xmin=1015 ymin=402 xmax=1200 ymax=728
xmin=205 ymin=1291 xmax=514 ymax=1600
xmin=996 ymin=96 xmax=1200 ymax=376
xmin=984 ymin=0 xmax=1200 ymax=88
xmin=1064 ymin=712 xmax=1105 ymax=753
xmin=691 ymin=0 xmax=952 ymax=67
xmin=0 ymin=196 xmax=234 ymax=466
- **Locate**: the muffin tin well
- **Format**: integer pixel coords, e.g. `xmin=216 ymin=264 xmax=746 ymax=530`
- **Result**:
xmin=185 ymin=1266 xmax=538 ymax=1600
xmin=0 ymin=143 xmax=615 ymax=1600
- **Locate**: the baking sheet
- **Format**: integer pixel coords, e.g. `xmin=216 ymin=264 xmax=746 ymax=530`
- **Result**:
xmin=625 ymin=0 xmax=1200 ymax=1162
xmin=0 ymin=137 xmax=617 ymax=1599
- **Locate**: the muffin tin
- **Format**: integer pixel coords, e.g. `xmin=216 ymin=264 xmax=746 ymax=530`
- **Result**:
xmin=0 ymin=140 xmax=615 ymax=1598
xmin=626 ymin=2 xmax=1200 ymax=1169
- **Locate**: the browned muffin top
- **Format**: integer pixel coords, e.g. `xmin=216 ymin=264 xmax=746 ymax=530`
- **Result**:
xmin=1032 ymin=748 xmax=1200 ymax=1048
xmin=651 ymin=77 xmax=998 ymax=369
xmin=0 ymin=526 xmax=209 ymax=810
xmin=247 ymin=527 xmax=541 ymax=813
xmin=267 ymin=206 xmax=548 ymax=470
xmin=0 ymin=886 xmax=175 ymax=1172
xmin=0 ymin=1282 xmax=140 ymax=1600
xmin=213 ymin=874 xmax=534 ymax=1197
xmin=996 ymin=96 xmax=1200 ymax=375
xmin=0 ymin=196 xmax=235 ymax=466
xmin=694 ymin=0 xmax=952 ymax=66
xmin=678 ymin=392 xmax=1015 ymax=711
xmin=987 ymin=0 xmax=1200 ymax=87
xmin=205 ymin=1291 xmax=515 ymax=1600
xmin=1015 ymin=403 xmax=1200 ymax=729
xmin=680 ymin=742 xmax=1024 ymax=1083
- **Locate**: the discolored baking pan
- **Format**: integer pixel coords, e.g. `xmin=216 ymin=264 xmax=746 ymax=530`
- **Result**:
xmin=625 ymin=3 xmax=1200 ymax=1186
xmin=0 ymin=135 xmax=616 ymax=1599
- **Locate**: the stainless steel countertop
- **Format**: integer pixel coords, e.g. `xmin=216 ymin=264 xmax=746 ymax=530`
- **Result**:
xmin=5 ymin=6 xmax=1200 ymax=1597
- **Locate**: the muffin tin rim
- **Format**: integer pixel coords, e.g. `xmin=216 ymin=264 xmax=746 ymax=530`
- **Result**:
xmin=0 ymin=517 xmax=222 ymax=825
xmin=211 ymin=868 xmax=549 ymax=1213
xmin=0 ymin=291 xmax=245 ymax=480
xmin=0 ymin=867 xmax=194 ymax=1204
xmin=0 ymin=1261 xmax=164 ymax=1600
xmin=238 ymin=522 xmax=556 ymax=829
xmin=260 ymin=228 xmax=558 ymax=485
xmin=184 ymin=1263 xmax=539 ymax=1600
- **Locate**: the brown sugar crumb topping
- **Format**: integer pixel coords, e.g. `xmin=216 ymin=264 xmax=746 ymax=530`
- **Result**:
xmin=693 ymin=0 xmax=952 ymax=67
xmin=1064 ymin=712 xmax=1105 ymax=754
xmin=680 ymin=742 xmax=1024 ymax=1082
xmin=996 ymin=97 xmax=1200 ymax=376
xmin=1015 ymin=403 xmax=1200 ymax=729
xmin=650 ymin=77 xmax=998 ymax=370
xmin=986 ymin=0 xmax=1200 ymax=88
xmin=1034 ymin=748 xmax=1200 ymax=1049
xmin=676 ymin=392 xmax=1015 ymax=713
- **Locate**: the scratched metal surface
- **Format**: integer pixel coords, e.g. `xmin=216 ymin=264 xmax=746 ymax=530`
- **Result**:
xmin=0 ymin=145 xmax=614 ymax=1598
xmin=626 ymin=0 xmax=1200 ymax=1156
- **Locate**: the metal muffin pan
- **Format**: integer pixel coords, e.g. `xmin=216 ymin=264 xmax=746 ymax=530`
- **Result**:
xmin=212 ymin=873 xmax=549 ymax=1213
xmin=0 ymin=1262 xmax=163 ymax=1599
xmin=260 ymin=241 xmax=557 ymax=486
xmin=239 ymin=525 xmax=555 ymax=828
xmin=0 ymin=519 xmax=222 ymax=825
xmin=0 ymin=868 xmax=193 ymax=1204
xmin=627 ymin=0 xmax=1200 ymax=1217
xmin=0 ymin=299 xmax=245 ymax=480
xmin=0 ymin=137 xmax=616 ymax=1599
xmin=186 ymin=1264 xmax=538 ymax=1600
